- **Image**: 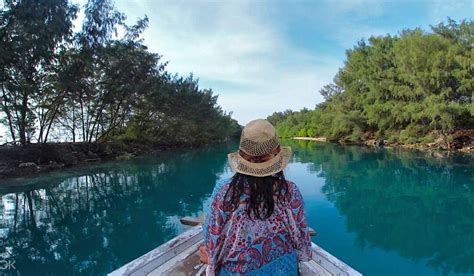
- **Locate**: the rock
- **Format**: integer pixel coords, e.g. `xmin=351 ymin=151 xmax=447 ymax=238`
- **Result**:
xmin=374 ymin=138 xmax=384 ymax=147
xmin=451 ymin=135 xmax=471 ymax=149
xmin=338 ymin=136 xmax=350 ymax=144
xmin=460 ymin=146 xmax=474 ymax=153
xmin=18 ymin=162 xmax=38 ymax=168
xmin=18 ymin=162 xmax=40 ymax=173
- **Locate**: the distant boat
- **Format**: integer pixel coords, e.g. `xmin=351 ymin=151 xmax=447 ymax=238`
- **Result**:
xmin=108 ymin=217 xmax=361 ymax=276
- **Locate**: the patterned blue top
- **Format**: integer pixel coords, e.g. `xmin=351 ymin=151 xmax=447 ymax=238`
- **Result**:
xmin=203 ymin=179 xmax=312 ymax=275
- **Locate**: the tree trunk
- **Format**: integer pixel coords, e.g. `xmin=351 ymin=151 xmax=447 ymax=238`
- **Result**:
xmin=72 ymin=104 xmax=76 ymax=142
xmin=43 ymin=102 xmax=61 ymax=143
xmin=1 ymin=85 xmax=16 ymax=142
xmin=19 ymin=93 xmax=28 ymax=145
xmin=80 ymin=99 xmax=86 ymax=142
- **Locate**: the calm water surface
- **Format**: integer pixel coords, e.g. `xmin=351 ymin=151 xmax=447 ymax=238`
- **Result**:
xmin=0 ymin=141 xmax=473 ymax=275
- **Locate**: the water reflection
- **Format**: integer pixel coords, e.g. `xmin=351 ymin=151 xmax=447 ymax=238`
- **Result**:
xmin=0 ymin=144 xmax=234 ymax=275
xmin=1 ymin=141 xmax=473 ymax=275
xmin=285 ymin=140 xmax=474 ymax=275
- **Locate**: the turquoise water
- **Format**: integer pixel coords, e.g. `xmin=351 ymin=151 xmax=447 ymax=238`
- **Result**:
xmin=0 ymin=141 xmax=473 ymax=275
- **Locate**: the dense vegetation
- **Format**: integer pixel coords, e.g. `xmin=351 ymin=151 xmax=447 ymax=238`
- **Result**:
xmin=269 ymin=19 xmax=473 ymax=145
xmin=0 ymin=0 xmax=239 ymax=146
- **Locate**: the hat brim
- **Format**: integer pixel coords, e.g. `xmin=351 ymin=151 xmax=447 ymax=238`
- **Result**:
xmin=227 ymin=146 xmax=292 ymax=177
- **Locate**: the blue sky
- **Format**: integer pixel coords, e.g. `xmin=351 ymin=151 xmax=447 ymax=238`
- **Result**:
xmin=104 ymin=0 xmax=471 ymax=124
xmin=0 ymin=0 xmax=471 ymax=141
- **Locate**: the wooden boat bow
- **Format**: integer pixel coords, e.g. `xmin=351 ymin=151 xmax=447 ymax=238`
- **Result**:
xmin=109 ymin=220 xmax=361 ymax=276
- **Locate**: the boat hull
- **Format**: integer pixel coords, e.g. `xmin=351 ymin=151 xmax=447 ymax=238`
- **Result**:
xmin=109 ymin=226 xmax=361 ymax=276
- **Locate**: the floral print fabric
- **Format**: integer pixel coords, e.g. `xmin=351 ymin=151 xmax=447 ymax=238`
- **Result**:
xmin=204 ymin=179 xmax=312 ymax=275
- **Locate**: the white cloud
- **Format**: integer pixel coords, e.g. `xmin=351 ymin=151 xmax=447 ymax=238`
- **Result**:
xmin=68 ymin=0 xmax=397 ymax=125
xmin=429 ymin=0 xmax=472 ymax=22
xmin=110 ymin=0 xmax=341 ymax=124
xmin=1 ymin=0 xmax=468 ymax=142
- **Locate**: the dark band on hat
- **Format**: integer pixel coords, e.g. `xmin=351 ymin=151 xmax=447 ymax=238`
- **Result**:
xmin=239 ymin=145 xmax=281 ymax=163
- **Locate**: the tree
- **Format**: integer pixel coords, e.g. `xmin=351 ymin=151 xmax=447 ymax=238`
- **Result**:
xmin=0 ymin=0 xmax=78 ymax=144
xmin=0 ymin=0 xmax=240 ymax=146
xmin=270 ymin=19 xmax=473 ymax=144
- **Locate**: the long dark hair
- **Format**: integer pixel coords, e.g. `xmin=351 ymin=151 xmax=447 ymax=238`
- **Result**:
xmin=223 ymin=171 xmax=288 ymax=220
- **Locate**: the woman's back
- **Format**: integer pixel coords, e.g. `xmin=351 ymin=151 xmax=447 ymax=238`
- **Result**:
xmin=204 ymin=179 xmax=311 ymax=275
xmin=203 ymin=119 xmax=312 ymax=275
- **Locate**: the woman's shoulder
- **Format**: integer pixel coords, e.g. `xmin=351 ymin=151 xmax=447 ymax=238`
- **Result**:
xmin=286 ymin=179 xmax=297 ymax=188
xmin=285 ymin=180 xmax=303 ymax=199
xmin=210 ymin=179 xmax=231 ymax=201
xmin=285 ymin=179 xmax=297 ymax=192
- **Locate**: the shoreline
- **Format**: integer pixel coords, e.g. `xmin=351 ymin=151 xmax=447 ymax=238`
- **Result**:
xmin=293 ymin=136 xmax=327 ymax=142
xmin=0 ymin=141 xmax=205 ymax=180
xmin=291 ymin=136 xmax=474 ymax=154
xmin=1 ymin=135 xmax=472 ymax=181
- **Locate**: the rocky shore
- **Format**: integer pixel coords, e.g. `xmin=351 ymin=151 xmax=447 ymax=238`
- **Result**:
xmin=0 ymin=141 xmax=179 ymax=180
xmin=360 ymin=130 xmax=474 ymax=153
xmin=293 ymin=129 xmax=474 ymax=154
xmin=2 ymin=129 xmax=472 ymax=181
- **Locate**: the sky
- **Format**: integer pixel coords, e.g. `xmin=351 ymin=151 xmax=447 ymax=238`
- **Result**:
xmin=0 ymin=0 xmax=472 ymax=142
xmin=105 ymin=0 xmax=471 ymax=125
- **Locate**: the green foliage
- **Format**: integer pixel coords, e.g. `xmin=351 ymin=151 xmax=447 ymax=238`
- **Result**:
xmin=114 ymin=74 xmax=240 ymax=145
xmin=0 ymin=0 xmax=239 ymax=145
xmin=270 ymin=19 xmax=473 ymax=144
xmin=266 ymin=109 xmax=294 ymax=126
xmin=0 ymin=0 xmax=78 ymax=144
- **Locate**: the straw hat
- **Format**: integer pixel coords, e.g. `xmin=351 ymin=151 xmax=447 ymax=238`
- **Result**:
xmin=228 ymin=119 xmax=292 ymax=177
